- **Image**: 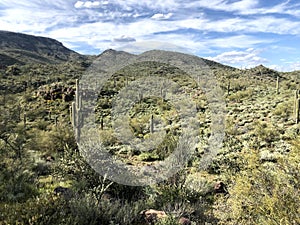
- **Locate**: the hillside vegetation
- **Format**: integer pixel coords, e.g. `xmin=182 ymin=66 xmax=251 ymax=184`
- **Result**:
xmin=0 ymin=32 xmax=299 ymax=225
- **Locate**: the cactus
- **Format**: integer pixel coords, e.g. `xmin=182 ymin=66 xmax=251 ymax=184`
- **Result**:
xmin=276 ymin=76 xmax=280 ymax=94
xmin=160 ymin=86 xmax=166 ymax=99
xmin=138 ymin=92 xmax=143 ymax=103
xmin=3 ymin=89 xmax=7 ymax=105
xmin=100 ymin=116 xmax=104 ymax=130
xmin=55 ymin=115 xmax=58 ymax=126
xmin=113 ymin=76 xmax=116 ymax=88
xmin=71 ymin=79 xmax=83 ymax=141
xmin=296 ymin=99 xmax=300 ymax=124
xmin=150 ymin=114 xmax=154 ymax=133
xmin=23 ymin=112 xmax=27 ymax=128
xmin=294 ymin=90 xmax=300 ymax=124
xmin=227 ymin=80 xmax=231 ymax=96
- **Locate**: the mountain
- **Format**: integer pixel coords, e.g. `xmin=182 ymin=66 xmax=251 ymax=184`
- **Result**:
xmin=0 ymin=30 xmax=275 ymax=76
xmin=96 ymin=48 xmax=235 ymax=73
xmin=246 ymin=64 xmax=280 ymax=79
xmin=0 ymin=30 xmax=84 ymax=67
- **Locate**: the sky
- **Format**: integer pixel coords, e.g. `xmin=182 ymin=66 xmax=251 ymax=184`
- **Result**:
xmin=1 ymin=0 xmax=300 ymax=71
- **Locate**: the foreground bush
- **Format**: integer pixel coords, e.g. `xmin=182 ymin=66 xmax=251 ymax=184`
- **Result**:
xmin=214 ymin=144 xmax=300 ymax=225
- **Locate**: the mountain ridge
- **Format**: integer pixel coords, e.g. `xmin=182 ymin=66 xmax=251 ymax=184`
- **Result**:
xmin=0 ymin=30 xmax=277 ymax=74
xmin=0 ymin=30 xmax=84 ymax=67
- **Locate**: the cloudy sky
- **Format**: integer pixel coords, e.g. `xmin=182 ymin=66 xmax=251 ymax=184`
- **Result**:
xmin=1 ymin=0 xmax=300 ymax=71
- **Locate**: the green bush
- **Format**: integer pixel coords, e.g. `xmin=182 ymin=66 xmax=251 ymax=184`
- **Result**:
xmin=228 ymin=88 xmax=253 ymax=103
xmin=214 ymin=147 xmax=300 ymax=225
xmin=273 ymin=100 xmax=293 ymax=120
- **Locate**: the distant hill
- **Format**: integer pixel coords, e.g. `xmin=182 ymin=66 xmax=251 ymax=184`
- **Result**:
xmin=0 ymin=30 xmax=84 ymax=67
xmin=246 ymin=64 xmax=280 ymax=79
xmin=96 ymin=49 xmax=236 ymax=73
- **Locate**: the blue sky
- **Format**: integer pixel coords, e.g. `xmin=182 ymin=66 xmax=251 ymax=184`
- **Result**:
xmin=1 ymin=0 xmax=300 ymax=71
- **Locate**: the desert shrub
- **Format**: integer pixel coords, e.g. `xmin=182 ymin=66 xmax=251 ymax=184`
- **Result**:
xmin=27 ymin=124 xmax=76 ymax=153
xmin=99 ymin=129 xmax=119 ymax=147
xmin=1 ymin=193 xmax=101 ymax=225
xmin=230 ymin=78 xmax=249 ymax=92
xmin=155 ymin=216 xmax=180 ymax=225
xmin=259 ymin=150 xmax=282 ymax=163
xmin=228 ymin=88 xmax=253 ymax=103
xmin=155 ymin=133 xmax=178 ymax=159
xmin=273 ymin=100 xmax=293 ymax=120
xmin=0 ymin=161 xmax=38 ymax=203
xmin=207 ymin=135 xmax=245 ymax=174
xmin=54 ymin=148 xmax=104 ymax=190
xmin=214 ymin=147 xmax=300 ymax=225
xmin=130 ymin=116 xmax=149 ymax=137
xmin=251 ymin=121 xmax=281 ymax=148
xmin=225 ymin=117 xmax=239 ymax=136
xmin=32 ymin=162 xmax=52 ymax=176
xmin=143 ymin=171 xmax=217 ymax=224
xmin=138 ymin=152 xmax=160 ymax=161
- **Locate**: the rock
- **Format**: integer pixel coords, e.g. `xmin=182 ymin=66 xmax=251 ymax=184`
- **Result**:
xmin=42 ymin=155 xmax=55 ymax=162
xmin=53 ymin=186 xmax=73 ymax=199
xmin=139 ymin=209 xmax=168 ymax=224
xmin=36 ymin=83 xmax=75 ymax=101
xmin=178 ymin=217 xmax=191 ymax=225
xmin=214 ymin=181 xmax=228 ymax=194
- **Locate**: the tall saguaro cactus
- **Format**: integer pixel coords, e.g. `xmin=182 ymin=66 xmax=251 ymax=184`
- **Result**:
xmin=71 ymin=79 xmax=83 ymax=141
xmin=227 ymin=80 xmax=231 ymax=96
xmin=276 ymin=76 xmax=280 ymax=94
xmin=150 ymin=114 xmax=154 ymax=133
xmin=294 ymin=90 xmax=300 ymax=124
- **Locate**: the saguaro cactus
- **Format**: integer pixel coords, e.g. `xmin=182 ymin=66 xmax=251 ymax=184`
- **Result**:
xmin=150 ymin=114 xmax=154 ymax=133
xmin=294 ymin=90 xmax=300 ymax=124
xmin=71 ymin=79 xmax=83 ymax=141
xmin=227 ymin=80 xmax=231 ymax=96
xmin=100 ymin=116 xmax=104 ymax=130
xmin=113 ymin=76 xmax=116 ymax=88
xmin=276 ymin=76 xmax=280 ymax=94
xmin=23 ymin=112 xmax=27 ymax=128
xmin=296 ymin=99 xmax=300 ymax=124
xmin=138 ymin=92 xmax=143 ymax=103
xmin=160 ymin=86 xmax=166 ymax=99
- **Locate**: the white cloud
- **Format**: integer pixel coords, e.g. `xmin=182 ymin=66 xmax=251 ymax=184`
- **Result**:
xmin=1 ymin=0 xmax=73 ymax=11
xmin=237 ymin=0 xmax=300 ymax=18
xmin=185 ymin=0 xmax=300 ymax=18
xmin=74 ymin=1 xmax=108 ymax=9
xmin=288 ymin=62 xmax=300 ymax=71
xmin=186 ymin=0 xmax=259 ymax=13
xmin=151 ymin=13 xmax=173 ymax=20
xmin=116 ymin=41 xmax=191 ymax=54
xmin=113 ymin=35 xmax=136 ymax=42
xmin=205 ymin=35 xmax=273 ymax=49
xmin=206 ymin=48 xmax=268 ymax=67
xmin=268 ymin=64 xmax=284 ymax=72
xmin=74 ymin=1 xmax=86 ymax=9
xmin=113 ymin=0 xmax=178 ymax=10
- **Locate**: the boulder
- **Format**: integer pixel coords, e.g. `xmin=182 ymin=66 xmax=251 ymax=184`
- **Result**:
xmin=214 ymin=181 xmax=228 ymax=194
xmin=53 ymin=186 xmax=73 ymax=199
xmin=139 ymin=209 xmax=168 ymax=224
xmin=179 ymin=217 xmax=191 ymax=225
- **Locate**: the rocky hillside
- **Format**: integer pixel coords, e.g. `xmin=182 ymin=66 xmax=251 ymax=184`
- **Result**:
xmin=0 ymin=32 xmax=299 ymax=225
xmin=0 ymin=31 xmax=84 ymax=67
